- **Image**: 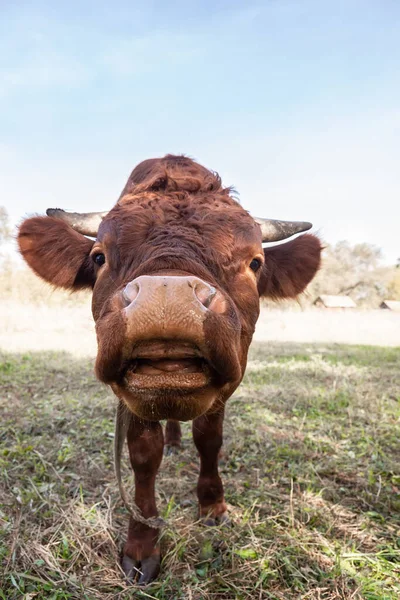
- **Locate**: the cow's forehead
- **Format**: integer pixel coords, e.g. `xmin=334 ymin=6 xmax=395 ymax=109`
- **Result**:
xmin=99 ymin=192 xmax=260 ymax=246
xmin=95 ymin=154 xmax=263 ymax=251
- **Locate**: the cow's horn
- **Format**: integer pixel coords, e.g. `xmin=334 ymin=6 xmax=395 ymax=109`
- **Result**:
xmin=254 ymin=217 xmax=312 ymax=242
xmin=46 ymin=209 xmax=108 ymax=237
xmin=45 ymin=210 xmax=312 ymax=241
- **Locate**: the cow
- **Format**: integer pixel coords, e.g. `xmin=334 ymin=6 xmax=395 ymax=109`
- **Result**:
xmin=18 ymin=154 xmax=321 ymax=584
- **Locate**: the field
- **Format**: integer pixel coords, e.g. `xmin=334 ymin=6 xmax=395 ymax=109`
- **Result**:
xmin=1 ymin=294 xmax=400 ymax=599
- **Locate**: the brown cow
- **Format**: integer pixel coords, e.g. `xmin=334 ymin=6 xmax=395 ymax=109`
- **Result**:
xmin=18 ymin=155 xmax=321 ymax=584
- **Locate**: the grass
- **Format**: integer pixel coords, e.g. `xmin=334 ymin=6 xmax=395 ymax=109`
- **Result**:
xmin=0 ymin=343 xmax=399 ymax=599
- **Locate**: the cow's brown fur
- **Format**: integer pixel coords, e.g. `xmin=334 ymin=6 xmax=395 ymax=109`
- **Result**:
xmin=18 ymin=154 xmax=322 ymax=584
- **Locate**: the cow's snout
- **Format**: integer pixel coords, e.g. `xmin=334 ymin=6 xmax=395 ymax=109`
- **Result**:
xmin=122 ymin=275 xmax=226 ymax=315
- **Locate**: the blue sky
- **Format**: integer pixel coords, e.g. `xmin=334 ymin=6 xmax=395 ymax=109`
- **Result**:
xmin=1 ymin=0 xmax=399 ymax=263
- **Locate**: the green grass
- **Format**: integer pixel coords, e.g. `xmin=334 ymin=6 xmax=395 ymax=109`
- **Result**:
xmin=1 ymin=343 xmax=399 ymax=599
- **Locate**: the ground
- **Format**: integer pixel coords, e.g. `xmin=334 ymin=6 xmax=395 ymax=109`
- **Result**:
xmin=1 ymin=339 xmax=399 ymax=599
xmin=1 ymin=300 xmax=400 ymax=355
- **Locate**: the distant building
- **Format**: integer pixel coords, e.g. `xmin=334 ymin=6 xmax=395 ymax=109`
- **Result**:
xmin=380 ymin=300 xmax=400 ymax=312
xmin=314 ymin=295 xmax=357 ymax=309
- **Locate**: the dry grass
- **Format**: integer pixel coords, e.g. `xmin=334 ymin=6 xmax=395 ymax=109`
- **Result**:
xmin=1 ymin=267 xmax=399 ymax=352
xmin=0 ymin=268 xmax=95 ymax=357
xmin=1 ymin=343 xmax=399 ymax=599
xmin=0 ymin=267 xmax=90 ymax=306
xmin=2 ymin=299 xmax=400 ymax=359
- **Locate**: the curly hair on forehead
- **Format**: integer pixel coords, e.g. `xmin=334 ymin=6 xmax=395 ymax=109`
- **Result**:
xmin=118 ymin=154 xmax=224 ymax=199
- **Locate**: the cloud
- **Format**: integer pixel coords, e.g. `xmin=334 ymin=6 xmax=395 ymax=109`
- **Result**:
xmin=101 ymin=32 xmax=206 ymax=77
xmin=0 ymin=16 xmax=92 ymax=96
xmin=1 ymin=2 xmax=399 ymax=264
xmin=193 ymin=109 xmax=400 ymax=263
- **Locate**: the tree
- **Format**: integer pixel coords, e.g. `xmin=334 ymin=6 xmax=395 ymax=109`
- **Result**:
xmin=387 ymin=271 xmax=400 ymax=300
xmin=308 ymin=241 xmax=391 ymax=308
xmin=0 ymin=206 xmax=10 ymax=246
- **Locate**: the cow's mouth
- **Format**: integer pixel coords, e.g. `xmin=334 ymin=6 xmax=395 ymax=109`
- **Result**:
xmin=133 ymin=357 xmax=205 ymax=375
xmin=122 ymin=341 xmax=211 ymax=390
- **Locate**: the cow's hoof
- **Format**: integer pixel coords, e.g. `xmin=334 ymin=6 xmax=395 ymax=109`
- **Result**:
xmin=121 ymin=554 xmax=161 ymax=585
xmin=164 ymin=444 xmax=181 ymax=456
xmin=201 ymin=512 xmax=231 ymax=527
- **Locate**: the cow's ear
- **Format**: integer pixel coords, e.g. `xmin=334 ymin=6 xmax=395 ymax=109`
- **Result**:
xmin=18 ymin=216 xmax=95 ymax=290
xmin=258 ymin=234 xmax=322 ymax=299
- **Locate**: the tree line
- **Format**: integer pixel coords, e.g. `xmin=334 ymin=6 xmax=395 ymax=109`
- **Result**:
xmin=308 ymin=241 xmax=400 ymax=307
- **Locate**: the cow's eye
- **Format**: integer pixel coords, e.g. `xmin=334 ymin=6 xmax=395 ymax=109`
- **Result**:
xmin=93 ymin=253 xmax=106 ymax=267
xmin=249 ymin=258 xmax=262 ymax=272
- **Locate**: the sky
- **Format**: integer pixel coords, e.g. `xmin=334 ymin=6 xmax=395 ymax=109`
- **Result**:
xmin=1 ymin=0 xmax=399 ymax=263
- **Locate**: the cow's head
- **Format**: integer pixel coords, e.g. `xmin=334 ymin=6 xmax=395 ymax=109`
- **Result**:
xmin=18 ymin=155 xmax=321 ymax=421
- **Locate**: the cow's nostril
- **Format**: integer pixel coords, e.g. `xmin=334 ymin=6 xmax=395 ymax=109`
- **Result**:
xmin=123 ymin=282 xmax=140 ymax=306
xmin=195 ymin=284 xmax=227 ymax=314
xmin=194 ymin=284 xmax=216 ymax=308
xmin=202 ymin=289 xmax=217 ymax=309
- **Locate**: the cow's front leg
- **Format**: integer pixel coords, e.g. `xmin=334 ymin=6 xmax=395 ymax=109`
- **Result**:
xmin=164 ymin=419 xmax=182 ymax=455
xmin=192 ymin=409 xmax=228 ymax=525
xmin=121 ymin=416 xmax=164 ymax=585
